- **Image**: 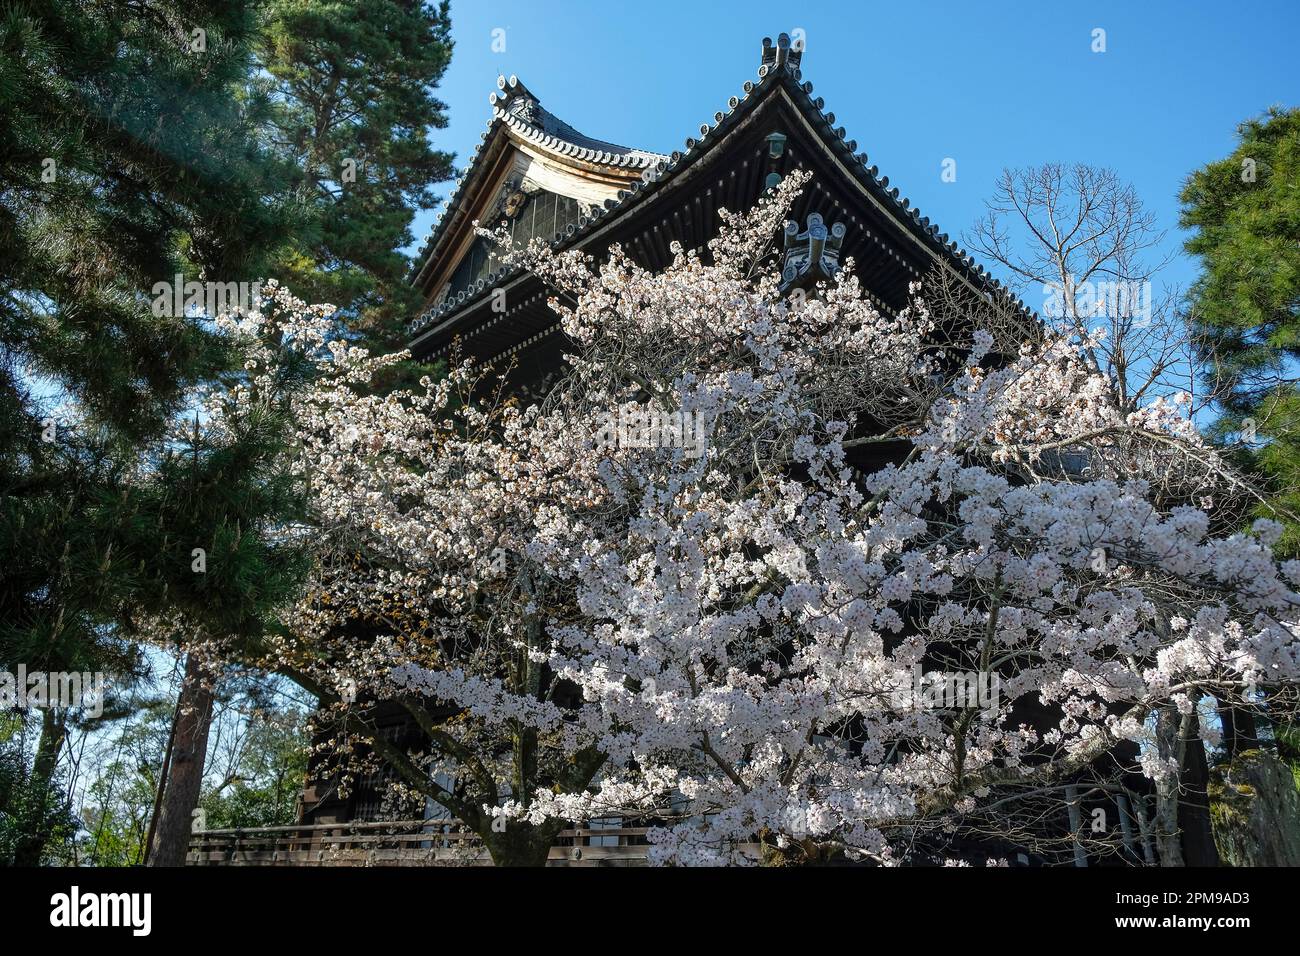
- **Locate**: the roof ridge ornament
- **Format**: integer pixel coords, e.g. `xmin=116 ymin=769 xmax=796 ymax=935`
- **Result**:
xmin=781 ymin=212 xmax=846 ymax=292
xmin=765 ymin=132 xmax=788 ymax=189
xmin=490 ymin=74 xmax=540 ymax=124
xmin=760 ymin=33 xmax=803 ymax=75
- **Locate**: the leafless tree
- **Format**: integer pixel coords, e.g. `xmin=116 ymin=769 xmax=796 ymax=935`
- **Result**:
xmin=965 ymin=164 xmax=1216 ymax=416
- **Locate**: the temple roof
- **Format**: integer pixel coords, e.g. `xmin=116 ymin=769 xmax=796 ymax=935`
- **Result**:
xmin=409 ymin=75 xmax=667 ymax=296
xmin=489 ymin=75 xmax=666 ymax=171
xmin=407 ymin=33 xmax=1032 ymax=354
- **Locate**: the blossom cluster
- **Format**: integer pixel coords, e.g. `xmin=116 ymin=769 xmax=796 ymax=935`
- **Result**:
xmin=260 ymin=174 xmax=1298 ymax=865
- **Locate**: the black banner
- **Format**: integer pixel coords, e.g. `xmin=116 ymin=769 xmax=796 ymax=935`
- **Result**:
xmin=0 ymin=864 xmax=1272 ymax=944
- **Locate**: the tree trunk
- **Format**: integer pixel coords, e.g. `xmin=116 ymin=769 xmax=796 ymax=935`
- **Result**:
xmin=1153 ymin=705 xmax=1186 ymax=866
xmin=11 ymin=708 xmax=68 ymax=866
xmin=1177 ymin=715 xmax=1220 ymax=865
xmin=147 ymin=654 xmax=217 ymax=867
xmin=1216 ymin=695 xmax=1258 ymax=760
xmin=483 ymin=822 xmax=556 ymax=867
xmin=142 ymin=698 xmax=179 ymax=862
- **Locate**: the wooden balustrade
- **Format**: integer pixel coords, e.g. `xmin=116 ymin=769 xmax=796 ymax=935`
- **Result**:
xmin=186 ymin=818 xmax=665 ymax=866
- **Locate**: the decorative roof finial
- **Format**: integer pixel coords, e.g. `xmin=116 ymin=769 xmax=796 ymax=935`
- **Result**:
xmin=761 ymin=33 xmax=803 ymax=75
xmin=490 ymin=74 xmax=540 ymax=123
xmin=781 ymin=212 xmax=846 ymax=292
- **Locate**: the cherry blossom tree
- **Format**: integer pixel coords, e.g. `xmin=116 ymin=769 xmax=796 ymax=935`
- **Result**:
xmin=246 ymin=173 xmax=1300 ymax=866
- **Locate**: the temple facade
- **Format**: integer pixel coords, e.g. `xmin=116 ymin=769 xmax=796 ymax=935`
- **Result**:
xmin=300 ymin=30 xmax=1027 ymax=829
xmin=282 ymin=34 xmax=1173 ymax=867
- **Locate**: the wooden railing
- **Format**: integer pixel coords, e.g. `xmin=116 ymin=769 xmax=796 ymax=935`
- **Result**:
xmin=187 ymin=818 xmax=663 ymax=866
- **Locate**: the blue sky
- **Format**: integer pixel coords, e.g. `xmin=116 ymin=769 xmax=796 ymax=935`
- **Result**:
xmin=411 ymin=0 xmax=1298 ymax=300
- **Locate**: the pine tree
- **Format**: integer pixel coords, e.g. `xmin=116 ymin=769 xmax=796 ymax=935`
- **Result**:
xmin=0 ymin=0 xmax=308 ymax=864
xmin=1180 ymin=107 xmax=1300 ymax=552
xmin=145 ymin=1 xmax=459 ymax=866
xmin=256 ymin=0 xmax=456 ymax=351
xmin=1 ymin=0 xmax=457 ymax=865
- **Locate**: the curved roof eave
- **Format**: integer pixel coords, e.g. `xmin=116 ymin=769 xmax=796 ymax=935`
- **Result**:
xmin=409 ymin=74 xmax=667 ymax=291
xmin=407 ymin=33 xmax=1037 ymax=350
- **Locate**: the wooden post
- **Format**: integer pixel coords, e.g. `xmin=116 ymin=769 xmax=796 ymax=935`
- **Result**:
xmin=1065 ymin=784 xmax=1088 ymax=867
